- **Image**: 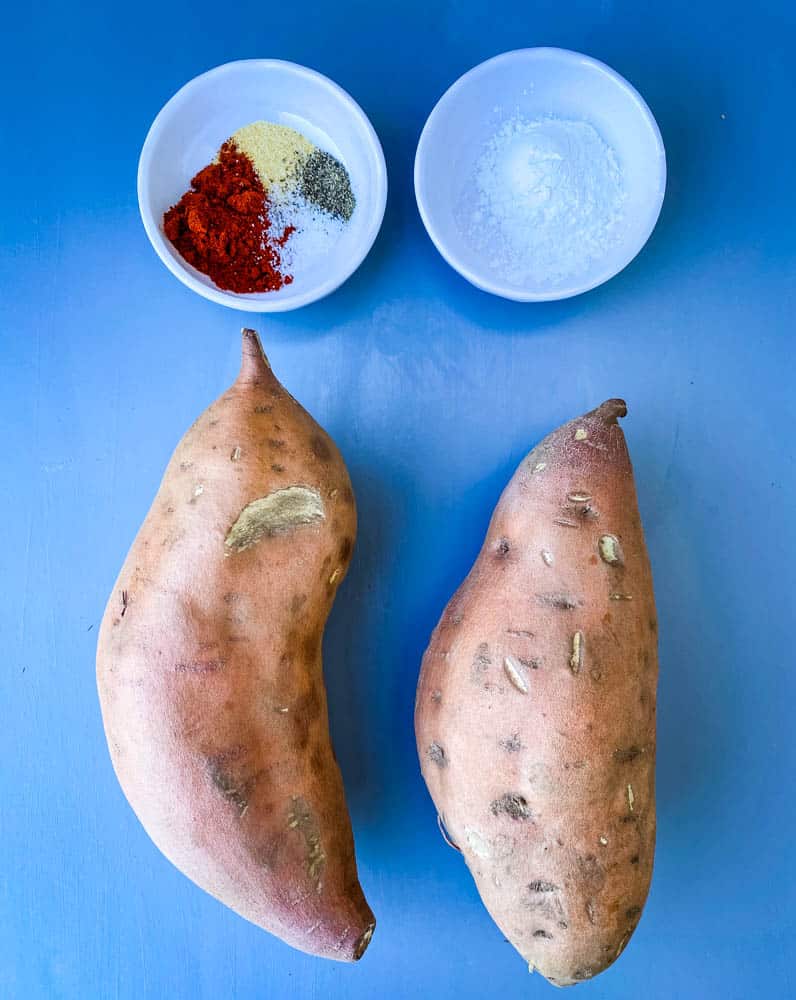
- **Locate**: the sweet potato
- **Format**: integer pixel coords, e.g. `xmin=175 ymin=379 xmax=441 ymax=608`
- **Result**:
xmin=415 ymin=400 xmax=657 ymax=986
xmin=96 ymin=329 xmax=374 ymax=961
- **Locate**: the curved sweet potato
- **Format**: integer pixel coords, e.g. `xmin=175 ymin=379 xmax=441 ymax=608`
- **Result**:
xmin=415 ymin=400 xmax=657 ymax=986
xmin=97 ymin=329 xmax=374 ymax=961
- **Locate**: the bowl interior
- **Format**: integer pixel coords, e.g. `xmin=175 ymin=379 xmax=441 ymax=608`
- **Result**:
xmin=416 ymin=49 xmax=665 ymax=299
xmin=139 ymin=60 xmax=385 ymax=310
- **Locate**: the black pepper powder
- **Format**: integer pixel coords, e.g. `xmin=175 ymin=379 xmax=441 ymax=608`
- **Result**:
xmin=300 ymin=149 xmax=356 ymax=221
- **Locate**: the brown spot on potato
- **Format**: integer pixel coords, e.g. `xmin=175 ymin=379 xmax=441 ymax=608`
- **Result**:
xmin=338 ymin=537 xmax=353 ymax=562
xmin=490 ymin=794 xmax=531 ymax=821
xmin=528 ymin=881 xmax=558 ymax=893
xmin=254 ymin=404 xmax=272 ymax=414
xmin=533 ymin=930 xmax=553 ymax=939
xmin=271 ymin=463 xmax=285 ymax=473
xmin=630 ymin=855 xmax=640 ymax=865
xmin=309 ymin=747 xmax=324 ymax=774
xmin=206 ymin=750 xmax=252 ymax=816
xmin=427 ymin=743 xmax=447 ymax=767
xmin=626 ymin=906 xmax=642 ymax=920
xmin=174 ymin=658 xmax=225 ymax=674
xmin=342 ymin=486 xmax=354 ymax=505
xmin=290 ymin=593 xmax=307 ymax=613
xmin=268 ymin=439 xmax=286 ymax=450
xmin=577 ymin=854 xmax=606 ymax=892
xmin=614 ymin=746 xmax=645 ymax=763
xmin=431 ymin=690 xmax=442 ymax=703
xmin=497 ymin=537 xmax=510 ymax=556
xmin=499 ymin=733 xmax=523 ymax=753
xmin=311 ymin=435 xmax=332 ymax=461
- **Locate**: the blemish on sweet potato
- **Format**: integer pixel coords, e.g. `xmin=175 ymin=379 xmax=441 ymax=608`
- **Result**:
xmin=538 ymin=593 xmax=580 ymax=610
xmin=599 ymin=534 xmax=624 ymax=566
xmin=271 ymin=463 xmax=285 ymax=473
xmin=427 ymin=742 xmax=447 ymax=767
xmin=528 ymin=880 xmax=559 ymax=893
xmin=497 ymin=537 xmax=511 ymax=556
xmin=174 ymin=658 xmax=225 ymax=674
xmin=503 ymin=655 xmax=529 ymax=694
xmin=206 ymin=753 xmax=251 ymax=816
xmin=268 ymin=438 xmax=286 ymax=450
xmin=290 ymin=593 xmax=307 ymax=613
xmin=225 ymin=486 xmax=325 ymax=553
xmin=286 ymin=796 xmax=325 ymax=889
xmin=490 ymin=794 xmax=531 ymax=821
xmin=471 ymin=643 xmax=492 ymax=683
xmin=534 ymin=929 xmax=553 ymax=939
xmin=311 ymin=435 xmax=332 ymax=462
xmin=569 ymin=631 xmax=584 ymax=674
xmin=499 ymin=733 xmax=524 ymax=753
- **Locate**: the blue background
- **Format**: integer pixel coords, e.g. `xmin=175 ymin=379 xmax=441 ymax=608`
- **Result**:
xmin=2 ymin=2 xmax=794 ymax=998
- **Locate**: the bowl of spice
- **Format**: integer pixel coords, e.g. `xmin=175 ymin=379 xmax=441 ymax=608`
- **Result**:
xmin=414 ymin=48 xmax=666 ymax=301
xmin=138 ymin=60 xmax=387 ymax=311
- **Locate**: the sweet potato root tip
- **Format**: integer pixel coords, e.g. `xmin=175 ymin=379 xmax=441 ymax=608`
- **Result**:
xmin=239 ymin=327 xmax=271 ymax=380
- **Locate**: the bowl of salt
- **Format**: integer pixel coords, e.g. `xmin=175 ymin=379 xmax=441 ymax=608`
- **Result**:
xmin=414 ymin=48 xmax=666 ymax=301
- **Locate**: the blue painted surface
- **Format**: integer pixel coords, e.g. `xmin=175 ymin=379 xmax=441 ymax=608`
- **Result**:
xmin=2 ymin=2 xmax=795 ymax=997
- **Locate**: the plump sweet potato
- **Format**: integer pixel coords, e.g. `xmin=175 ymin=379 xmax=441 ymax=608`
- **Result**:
xmin=97 ymin=329 xmax=374 ymax=961
xmin=415 ymin=400 xmax=657 ymax=986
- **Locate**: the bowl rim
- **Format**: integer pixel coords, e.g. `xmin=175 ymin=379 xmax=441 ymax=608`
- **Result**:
xmin=138 ymin=58 xmax=388 ymax=313
xmin=414 ymin=46 xmax=667 ymax=302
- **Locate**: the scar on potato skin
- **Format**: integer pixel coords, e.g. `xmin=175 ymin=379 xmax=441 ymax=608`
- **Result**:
xmin=205 ymin=751 xmax=254 ymax=816
xmin=490 ymin=793 xmax=531 ymax=821
xmin=225 ymin=487 xmax=326 ymax=553
xmin=537 ymin=593 xmax=580 ymax=610
xmin=286 ymin=796 xmax=325 ymax=888
xmin=427 ymin=742 xmax=447 ymax=767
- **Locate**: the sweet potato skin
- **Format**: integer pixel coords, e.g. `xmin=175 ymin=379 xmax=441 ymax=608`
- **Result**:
xmin=415 ymin=400 xmax=657 ymax=986
xmin=97 ymin=330 xmax=374 ymax=961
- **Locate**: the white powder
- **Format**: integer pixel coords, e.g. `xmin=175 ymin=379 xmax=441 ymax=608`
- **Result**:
xmin=460 ymin=116 xmax=627 ymax=288
xmin=268 ymin=192 xmax=345 ymax=274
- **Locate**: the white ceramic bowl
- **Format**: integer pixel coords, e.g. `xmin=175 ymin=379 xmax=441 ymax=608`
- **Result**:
xmin=414 ymin=48 xmax=666 ymax=301
xmin=138 ymin=60 xmax=387 ymax=312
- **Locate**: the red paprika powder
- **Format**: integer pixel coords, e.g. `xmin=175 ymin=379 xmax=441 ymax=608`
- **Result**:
xmin=163 ymin=142 xmax=294 ymax=293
